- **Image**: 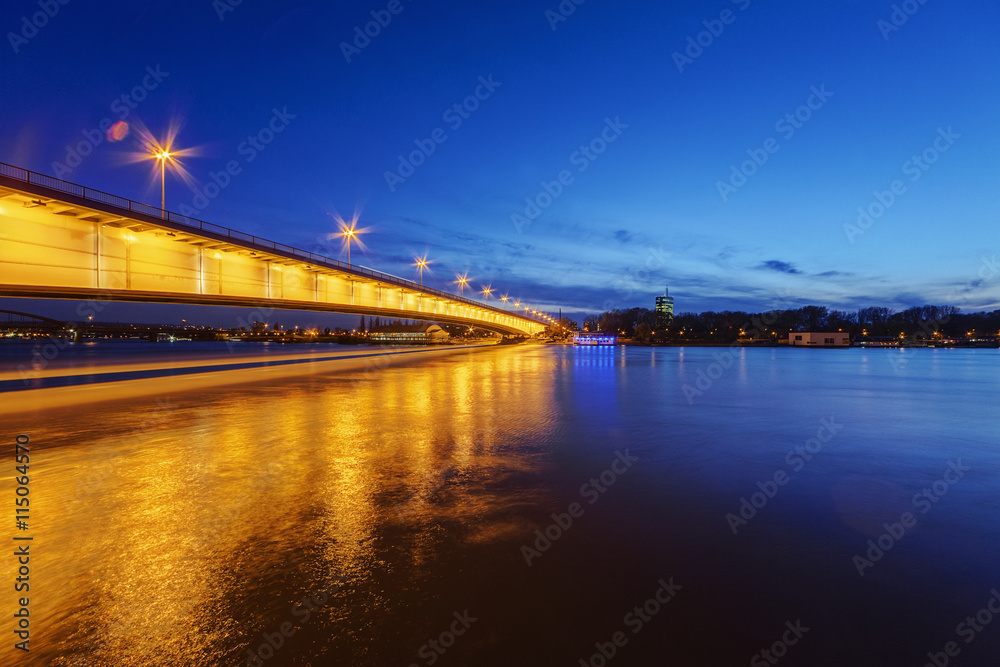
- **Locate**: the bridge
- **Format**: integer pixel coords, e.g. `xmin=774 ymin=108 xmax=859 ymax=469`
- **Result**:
xmin=0 ymin=309 xmax=68 ymax=330
xmin=0 ymin=163 xmax=546 ymax=336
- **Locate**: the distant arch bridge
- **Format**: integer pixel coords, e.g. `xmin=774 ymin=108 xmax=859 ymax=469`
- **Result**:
xmin=0 ymin=309 xmax=67 ymax=329
xmin=0 ymin=163 xmax=546 ymax=336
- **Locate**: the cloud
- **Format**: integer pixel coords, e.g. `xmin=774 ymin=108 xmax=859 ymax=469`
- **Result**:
xmin=757 ymin=260 xmax=802 ymax=275
xmin=613 ymin=229 xmax=633 ymax=243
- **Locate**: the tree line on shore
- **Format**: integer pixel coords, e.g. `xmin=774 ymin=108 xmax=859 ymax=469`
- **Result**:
xmin=578 ymin=305 xmax=1000 ymax=342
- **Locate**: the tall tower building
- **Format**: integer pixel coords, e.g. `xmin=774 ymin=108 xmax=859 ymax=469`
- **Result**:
xmin=655 ymin=286 xmax=674 ymax=327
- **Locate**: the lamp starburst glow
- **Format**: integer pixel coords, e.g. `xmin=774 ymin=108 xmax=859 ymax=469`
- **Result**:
xmin=480 ymin=285 xmax=493 ymax=301
xmin=154 ymin=150 xmax=174 ymax=215
xmin=129 ymin=122 xmax=200 ymax=216
xmin=413 ymin=254 xmax=432 ymax=286
xmin=328 ymin=214 xmax=368 ymax=268
xmin=454 ymin=272 xmax=471 ymax=296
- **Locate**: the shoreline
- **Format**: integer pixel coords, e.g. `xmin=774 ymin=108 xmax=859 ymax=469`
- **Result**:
xmin=617 ymin=341 xmax=999 ymax=348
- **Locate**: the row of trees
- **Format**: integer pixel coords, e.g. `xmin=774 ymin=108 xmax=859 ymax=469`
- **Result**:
xmin=358 ymin=316 xmax=410 ymax=333
xmin=582 ymin=307 xmax=657 ymax=336
xmin=584 ymin=305 xmax=1000 ymax=342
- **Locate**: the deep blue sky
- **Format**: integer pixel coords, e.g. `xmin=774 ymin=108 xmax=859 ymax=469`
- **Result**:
xmin=2 ymin=0 xmax=998 ymax=325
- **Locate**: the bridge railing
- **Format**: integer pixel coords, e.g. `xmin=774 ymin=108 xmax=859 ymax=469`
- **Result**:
xmin=0 ymin=161 xmax=545 ymax=325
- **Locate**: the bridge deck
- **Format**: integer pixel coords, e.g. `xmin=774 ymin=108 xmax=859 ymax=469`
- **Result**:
xmin=0 ymin=163 xmax=544 ymax=335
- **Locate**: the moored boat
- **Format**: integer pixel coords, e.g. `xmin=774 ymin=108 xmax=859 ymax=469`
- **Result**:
xmin=573 ymin=332 xmax=617 ymax=346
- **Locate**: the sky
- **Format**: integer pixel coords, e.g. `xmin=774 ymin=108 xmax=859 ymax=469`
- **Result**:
xmin=1 ymin=0 xmax=998 ymax=325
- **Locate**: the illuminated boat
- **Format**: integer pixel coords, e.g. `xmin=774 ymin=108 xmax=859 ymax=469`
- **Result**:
xmin=573 ymin=332 xmax=617 ymax=346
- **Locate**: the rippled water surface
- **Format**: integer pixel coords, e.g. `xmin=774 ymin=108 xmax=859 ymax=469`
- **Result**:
xmin=4 ymin=344 xmax=999 ymax=666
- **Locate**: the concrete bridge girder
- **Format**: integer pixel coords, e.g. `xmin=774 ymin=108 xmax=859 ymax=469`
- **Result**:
xmin=0 ymin=176 xmax=545 ymax=336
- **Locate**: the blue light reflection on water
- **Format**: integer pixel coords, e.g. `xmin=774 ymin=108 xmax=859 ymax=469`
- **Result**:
xmin=544 ymin=344 xmax=1000 ymax=664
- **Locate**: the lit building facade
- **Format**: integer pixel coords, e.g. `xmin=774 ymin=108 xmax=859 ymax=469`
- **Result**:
xmin=655 ymin=287 xmax=674 ymax=327
xmin=789 ymin=332 xmax=851 ymax=347
xmin=368 ymin=323 xmax=450 ymax=343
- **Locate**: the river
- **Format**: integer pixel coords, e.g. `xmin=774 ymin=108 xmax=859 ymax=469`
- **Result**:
xmin=2 ymin=342 xmax=998 ymax=666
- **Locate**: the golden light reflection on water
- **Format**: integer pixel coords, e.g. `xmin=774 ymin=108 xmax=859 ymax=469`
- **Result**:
xmin=6 ymin=346 xmax=557 ymax=666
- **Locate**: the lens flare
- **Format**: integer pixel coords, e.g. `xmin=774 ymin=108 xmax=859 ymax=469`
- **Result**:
xmin=106 ymin=121 xmax=129 ymax=142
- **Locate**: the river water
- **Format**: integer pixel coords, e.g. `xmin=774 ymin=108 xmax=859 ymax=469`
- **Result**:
xmin=2 ymin=343 xmax=999 ymax=666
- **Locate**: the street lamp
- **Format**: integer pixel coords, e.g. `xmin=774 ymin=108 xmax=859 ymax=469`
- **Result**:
xmin=154 ymin=149 xmax=176 ymax=217
xmin=454 ymin=272 xmax=470 ymax=296
xmin=339 ymin=221 xmax=362 ymax=268
xmin=413 ymin=255 xmax=432 ymax=286
xmin=480 ymin=285 xmax=493 ymax=301
xmin=501 ymin=294 xmax=509 ymax=310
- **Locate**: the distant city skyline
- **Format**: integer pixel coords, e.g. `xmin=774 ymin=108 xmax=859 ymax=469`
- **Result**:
xmin=2 ymin=1 xmax=997 ymax=322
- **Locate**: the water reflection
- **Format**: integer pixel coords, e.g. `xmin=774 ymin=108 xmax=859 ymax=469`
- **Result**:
xmin=571 ymin=345 xmax=618 ymax=368
xmin=12 ymin=346 xmax=558 ymax=666
xmin=5 ymin=345 xmax=999 ymax=665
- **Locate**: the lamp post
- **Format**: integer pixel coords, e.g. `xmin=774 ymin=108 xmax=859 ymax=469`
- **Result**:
xmin=341 ymin=225 xmax=358 ymax=267
xmin=480 ymin=285 xmax=492 ymax=302
xmin=154 ymin=149 xmax=174 ymax=217
xmin=413 ymin=255 xmax=431 ymax=286
xmin=455 ymin=272 xmax=470 ymax=296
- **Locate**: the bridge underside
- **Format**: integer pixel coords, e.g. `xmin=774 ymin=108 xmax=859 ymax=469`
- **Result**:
xmin=0 ymin=285 xmax=529 ymax=335
xmin=0 ymin=175 xmax=544 ymax=336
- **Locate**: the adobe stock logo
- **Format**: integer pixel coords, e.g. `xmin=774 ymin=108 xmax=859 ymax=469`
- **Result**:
xmin=577 ymin=578 xmax=682 ymax=666
xmin=511 ymin=117 xmax=627 ymax=233
xmin=545 ymin=0 xmax=587 ymax=31
xmin=852 ymin=459 xmax=970 ymax=577
xmin=340 ymin=0 xmax=409 ymax=63
xmin=384 ymin=76 xmax=501 ymax=192
xmin=244 ymin=572 xmax=344 ymax=666
xmin=408 ymin=610 xmax=477 ymax=666
xmin=843 ymin=126 xmax=959 ymax=243
xmin=725 ymin=417 xmax=842 ymax=535
xmin=178 ymin=107 xmax=296 ymax=217
xmin=519 ymin=449 xmax=638 ymax=566
xmin=214 ymin=0 xmax=243 ymax=21
xmin=877 ymin=0 xmax=931 ymax=41
xmin=51 ymin=65 xmax=170 ymax=178
xmin=7 ymin=0 xmax=71 ymax=54
xmin=921 ymin=588 xmax=1000 ymax=667
xmin=716 ymin=85 xmax=834 ymax=202
xmin=750 ymin=620 xmax=810 ymax=667
xmin=672 ymin=0 xmax=754 ymax=73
